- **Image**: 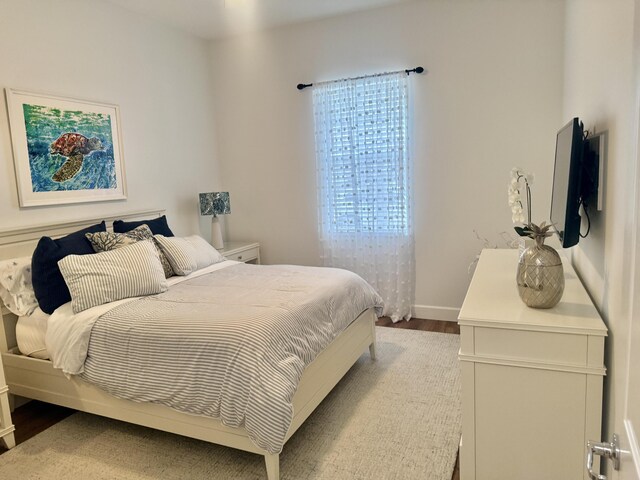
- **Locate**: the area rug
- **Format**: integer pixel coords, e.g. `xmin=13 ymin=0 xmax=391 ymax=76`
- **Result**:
xmin=0 ymin=327 xmax=461 ymax=480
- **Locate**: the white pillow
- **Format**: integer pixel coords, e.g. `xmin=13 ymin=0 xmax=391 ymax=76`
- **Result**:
xmin=0 ymin=256 xmax=39 ymax=316
xmin=185 ymin=235 xmax=225 ymax=269
xmin=16 ymin=307 xmax=50 ymax=359
xmin=58 ymin=240 xmax=168 ymax=313
xmin=154 ymin=235 xmax=224 ymax=275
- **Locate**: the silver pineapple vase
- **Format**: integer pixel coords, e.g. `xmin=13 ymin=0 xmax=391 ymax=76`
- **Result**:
xmin=516 ymin=236 xmax=564 ymax=309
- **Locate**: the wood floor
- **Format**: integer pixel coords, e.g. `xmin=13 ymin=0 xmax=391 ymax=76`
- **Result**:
xmin=0 ymin=399 xmax=74 ymax=451
xmin=1 ymin=317 xmax=461 ymax=479
xmin=376 ymin=316 xmax=460 ymax=334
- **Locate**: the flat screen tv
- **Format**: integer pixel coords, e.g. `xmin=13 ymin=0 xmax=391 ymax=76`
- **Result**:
xmin=550 ymin=118 xmax=602 ymax=248
xmin=550 ymin=118 xmax=584 ymax=248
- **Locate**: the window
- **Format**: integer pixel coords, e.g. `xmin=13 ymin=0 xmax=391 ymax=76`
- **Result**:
xmin=313 ymin=73 xmax=410 ymax=235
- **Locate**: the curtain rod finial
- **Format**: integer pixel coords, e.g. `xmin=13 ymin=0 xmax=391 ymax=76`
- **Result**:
xmin=297 ymin=83 xmax=312 ymax=90
xmin=405 ymin=66 xmax=425 ymax=75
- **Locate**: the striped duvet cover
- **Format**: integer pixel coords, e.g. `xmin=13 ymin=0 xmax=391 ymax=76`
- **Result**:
xmin=78 ymin=262 xmax=383 ymax=454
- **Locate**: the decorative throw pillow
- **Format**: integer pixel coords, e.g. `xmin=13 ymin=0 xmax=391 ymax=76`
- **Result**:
xmin=31 ymin=221 xmax=107 ymax=314
xmin=86 ymin=225 xmax=175 ymax=278
xmin=154 ymin=235 xmax=225 ymax=276
xmin=86 ymin=224 xmax=149 ymax=251
xmin=153 ymin=235 xmax=198 ymax=276
xmin=0 ymin=256 xmax=38 ymax=316
xmin=58 ymin=240 xmax=168 ymax=314
xmin=113 ymin=215 xmax=174 ymax=237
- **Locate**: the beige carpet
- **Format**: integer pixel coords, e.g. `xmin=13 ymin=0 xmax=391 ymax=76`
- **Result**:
xmin=0 ymin=327 xmax=461 ymax=480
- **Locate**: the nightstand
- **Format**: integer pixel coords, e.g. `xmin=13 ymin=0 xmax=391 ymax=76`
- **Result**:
xmin=0 ymin=346 xmax=15 ymax=449
xmin=219 ymin=242 xmax=261 ymax=264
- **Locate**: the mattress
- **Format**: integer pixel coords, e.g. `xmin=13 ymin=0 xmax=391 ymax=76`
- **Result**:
xmin=16 ymin=307 xmax=50 ymax=359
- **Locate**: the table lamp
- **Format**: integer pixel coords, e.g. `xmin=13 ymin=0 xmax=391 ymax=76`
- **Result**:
xmin=199 ymin=192 xmax=230 ymax=250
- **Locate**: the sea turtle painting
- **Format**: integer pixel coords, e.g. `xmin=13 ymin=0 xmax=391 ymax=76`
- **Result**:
xmin=49 ymin=132 xmax=103 ymax=182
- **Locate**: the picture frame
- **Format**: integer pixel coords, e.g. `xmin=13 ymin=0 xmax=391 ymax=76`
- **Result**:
xmin=5 ymin=88 xmax=127 ymax=207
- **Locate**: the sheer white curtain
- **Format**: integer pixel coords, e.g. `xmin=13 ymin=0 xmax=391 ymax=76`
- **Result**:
xmin=313 ymin=72 xmax=415 ymax=322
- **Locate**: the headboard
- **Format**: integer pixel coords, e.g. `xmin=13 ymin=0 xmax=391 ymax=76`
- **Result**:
xmin=0 ymin=208 xmax=165 ymax=352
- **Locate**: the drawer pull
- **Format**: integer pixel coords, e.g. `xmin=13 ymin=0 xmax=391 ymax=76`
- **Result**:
xmin=238 ymin=255 xmax=243 ymax=260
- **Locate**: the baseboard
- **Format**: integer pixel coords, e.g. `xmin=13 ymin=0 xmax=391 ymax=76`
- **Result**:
xmin=413 ymin=304 xmax=460 ymax=322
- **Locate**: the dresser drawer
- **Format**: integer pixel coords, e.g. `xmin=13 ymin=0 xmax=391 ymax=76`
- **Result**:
xmin=473 ymin=327 xmax=588 ymax=366
xmin=225 ymin=246 xmax=259 ymax=263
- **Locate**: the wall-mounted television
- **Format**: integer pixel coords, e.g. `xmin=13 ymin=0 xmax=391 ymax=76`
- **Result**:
xmin=550 ymin=117 xmax=602 ymax=248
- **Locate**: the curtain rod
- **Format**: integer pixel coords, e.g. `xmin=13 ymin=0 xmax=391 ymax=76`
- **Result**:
xmin=296 ymin=66 xmax=425 ymax=91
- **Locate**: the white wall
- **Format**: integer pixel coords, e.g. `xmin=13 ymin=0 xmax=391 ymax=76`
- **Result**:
xmin=0 ymin=0 xmax=568 ymax=320
xmin=210 ymin=0 xmax=565 ymax=319
xmin=0 ymin=0 xmax=220 ymax=235
xmin=562 ymin=0 xmax=637 ymax=470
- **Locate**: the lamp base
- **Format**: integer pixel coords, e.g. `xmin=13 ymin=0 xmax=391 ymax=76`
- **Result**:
xmin=211 ymin=216 xmax=224 ymax=250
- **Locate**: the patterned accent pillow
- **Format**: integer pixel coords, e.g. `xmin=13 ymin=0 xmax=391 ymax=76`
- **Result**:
xmin=58 ymin=240 xmax=168 ymax=314
xmin=86 ymin=225 xmax=175 ymax=279
xmin=0 ymin=256 xmax=38 ymax=316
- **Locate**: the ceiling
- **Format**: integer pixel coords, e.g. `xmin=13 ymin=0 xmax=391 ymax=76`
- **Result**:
xmin=104 ymin=0 xmax=417 ymax=40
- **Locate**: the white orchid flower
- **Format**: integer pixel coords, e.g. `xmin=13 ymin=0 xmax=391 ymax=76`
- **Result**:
xmin=525 ymin=173 xmax=535 ymax=185
xmin=508 ymin=166 xmax=534 ymax=226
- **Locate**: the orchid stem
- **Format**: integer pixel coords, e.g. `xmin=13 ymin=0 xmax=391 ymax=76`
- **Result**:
xmin=526 ymin=180 xmax=531 ymax=226
xmin=517 ymin=172 xmax=532 ymax=227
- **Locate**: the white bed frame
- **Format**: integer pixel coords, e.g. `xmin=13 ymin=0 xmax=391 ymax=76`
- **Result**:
xmin=0 ymin=210 xmax=377 ymax=479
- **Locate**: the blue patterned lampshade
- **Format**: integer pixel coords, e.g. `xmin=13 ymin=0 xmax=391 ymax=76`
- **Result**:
xmin=199 ymin=192 xmax=231 ymax=217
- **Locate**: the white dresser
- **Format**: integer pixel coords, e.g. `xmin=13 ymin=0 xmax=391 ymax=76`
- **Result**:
xmin=458 ymin=249 xmax=607 ymax=480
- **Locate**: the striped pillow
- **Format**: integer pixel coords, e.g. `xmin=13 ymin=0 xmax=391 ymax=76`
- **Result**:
xmin=154 ymin=235 xmax=225 ymax=275
xmin=153 ymin=236 xmax=198 ymax=275
xmin=58 ymin=240 xmax=168 ymax=313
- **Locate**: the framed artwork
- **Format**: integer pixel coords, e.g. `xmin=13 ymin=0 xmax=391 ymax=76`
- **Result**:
xmin=5 ymin=88 xmax=127 ymax=207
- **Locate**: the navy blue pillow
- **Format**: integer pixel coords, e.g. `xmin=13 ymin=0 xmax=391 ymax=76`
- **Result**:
xmin=31 ymin=221 xmax=106 ymax=314
xmin=113 ymin=215 xmax=174 ymax=237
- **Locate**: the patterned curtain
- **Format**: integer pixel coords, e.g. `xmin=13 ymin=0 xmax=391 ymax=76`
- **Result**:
xmin=313 ymin=72 xmax=415 ymax=321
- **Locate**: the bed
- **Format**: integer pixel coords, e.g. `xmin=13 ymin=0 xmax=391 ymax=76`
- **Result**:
xmin=0 ymin=210 xmax=380 ymax=479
